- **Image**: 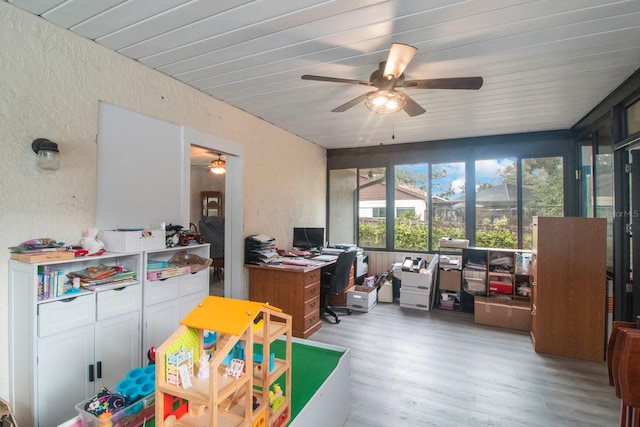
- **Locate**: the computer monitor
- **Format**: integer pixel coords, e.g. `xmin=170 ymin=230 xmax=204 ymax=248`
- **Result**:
xmin=292 ymin=227 xmax=325 ymax=250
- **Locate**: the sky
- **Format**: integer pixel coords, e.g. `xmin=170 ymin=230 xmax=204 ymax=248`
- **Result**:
xmin=398 ymin=157 xmax=516 ymax=198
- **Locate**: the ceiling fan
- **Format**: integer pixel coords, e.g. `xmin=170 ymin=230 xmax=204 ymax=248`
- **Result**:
xmin=301 ymin=43 xmax=483 ymax=117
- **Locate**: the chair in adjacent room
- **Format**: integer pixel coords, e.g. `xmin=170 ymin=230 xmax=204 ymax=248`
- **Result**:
xmin=199 ymin=216 xmax=225 ymax=281
xmin=320 ymin=248 xmax=358 ymax=324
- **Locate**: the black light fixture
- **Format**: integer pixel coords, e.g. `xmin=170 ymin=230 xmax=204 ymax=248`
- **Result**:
xmin=31 ymin=138 xmax=60 ymax=171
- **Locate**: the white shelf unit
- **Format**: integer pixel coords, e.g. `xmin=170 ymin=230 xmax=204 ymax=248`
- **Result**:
xmin=9 ymin=251 xmax=143 ymax=427
xmin=142 ymin=243 xmax=210 ymax=362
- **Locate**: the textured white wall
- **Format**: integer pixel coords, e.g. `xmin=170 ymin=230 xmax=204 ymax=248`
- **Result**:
xmin=0 ymin=3 xmax=326 ymax=400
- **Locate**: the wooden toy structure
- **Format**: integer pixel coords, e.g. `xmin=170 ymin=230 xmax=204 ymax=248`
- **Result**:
xmin=155 ymin=296 xmax=292 ymax=427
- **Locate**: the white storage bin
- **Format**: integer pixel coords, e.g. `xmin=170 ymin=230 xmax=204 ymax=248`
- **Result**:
xmin=98 ymin=229 xmax=165 ymax=253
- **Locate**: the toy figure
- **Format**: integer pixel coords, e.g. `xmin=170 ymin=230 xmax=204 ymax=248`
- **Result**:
xmin=80 ymin=227 xmax=105 ymax=255
xmin=196 ymin=354 xmax=210 ymax=379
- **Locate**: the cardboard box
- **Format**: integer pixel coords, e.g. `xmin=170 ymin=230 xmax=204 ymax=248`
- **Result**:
xmin=347 ymin=285 xmax=377 ymax=312
xmin=439 ymin=269 xmax=461 ymax=292
xmin=474 ymin=297 xmax=531 ymax=331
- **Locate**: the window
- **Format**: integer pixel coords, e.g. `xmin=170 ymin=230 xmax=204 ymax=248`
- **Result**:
xmin=432 ymin=162 xmax=466 ymax=250
xmin=475 ymin=158 xmax=517 ymax=249
xmin=328 ymin=168 xmax=357 ymax=245
xmin=327 ymin=134 xmax=570 ymax=252
xmin=372 ymin=207 xmax=387 ymax=218
xmin=521 ymin=156 xmax=564 ymax=249
xmin=358 ymin=167 xmax=387 ymax=248
xmin=627 ymin=100 xmax=640 ymax=136
xmin=595 ymin=126 xmax=614 ymax=267
xmin=580 ymin=137 xmax=594 ymax=217
xmin=394 ymin=164 xmax=428 ymax=251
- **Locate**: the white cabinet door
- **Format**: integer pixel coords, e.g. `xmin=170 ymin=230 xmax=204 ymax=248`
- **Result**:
xmin=95 ymin=310 xmax=141 ymax=390
xmin=37 ymin=325 xmax=94 ymax=427
xmin=179 ymin=289 xmax=208 ymax=318
xmin=144 ymin=300 xmax=180 ymax=359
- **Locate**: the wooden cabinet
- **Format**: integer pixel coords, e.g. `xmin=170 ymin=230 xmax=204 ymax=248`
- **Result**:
xmin=142 ymin=244 xmax=210 ymax=360
xmin=248 ymin=264 xmax=323 ymax=338
xmin=9 ymin=252 xmax=142 ymax=426
xmin=201 ymin=190 xmax=223 ymax=217
xmin=531 ymin=216 xmax=607 ymax=362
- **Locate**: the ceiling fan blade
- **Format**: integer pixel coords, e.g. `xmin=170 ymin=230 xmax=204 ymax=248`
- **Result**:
xmin=403 ymin=77 xmax=484 ymax=90
xmin=301 ymin=74 xmax=371 ymax=86
xmin=402 ymin=93 xmax=426 ymax=117
xmin=383 ymin=43 xmax=418 ymax=78
xmin=332 ymin=91 xmax=376 ymax=112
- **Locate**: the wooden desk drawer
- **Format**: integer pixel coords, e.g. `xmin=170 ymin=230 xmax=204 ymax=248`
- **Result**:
xmin=304 ymin=269 xmax=321 ymax=285
xmin=303 ymin=309 xmax=320 ymax=332
xmin=304 ymin=295 xmax=320 ymax=316
xmin=304 ymin=282 xmax=320 ymax=300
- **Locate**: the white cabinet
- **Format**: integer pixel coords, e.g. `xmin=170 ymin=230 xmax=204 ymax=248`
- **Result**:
xmin=142 ymin=244 xmax=210 ymax=361
xmin=9 ymin=252 xmax=143 ymax=427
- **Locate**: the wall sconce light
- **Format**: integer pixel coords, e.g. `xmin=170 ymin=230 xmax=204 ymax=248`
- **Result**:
xmin=364 ymin=90 xmax=407 ymax=114
xmin=209 ymin=154 xmax=226 ymax=175
xmin=32 ymin=138 xmax=60 ymax=171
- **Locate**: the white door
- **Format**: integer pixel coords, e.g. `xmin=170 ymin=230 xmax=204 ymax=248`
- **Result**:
xmin=95 ymin=310 xmax=141 ymax=390
xmin=144 ymin=300 xmax=180 ymax=360
xmin=37 ymin=325 xmax=94 ymax=427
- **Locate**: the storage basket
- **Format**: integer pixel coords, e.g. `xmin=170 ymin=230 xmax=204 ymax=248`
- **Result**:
xmin=98 ymin=229 xmax=165 ymax=253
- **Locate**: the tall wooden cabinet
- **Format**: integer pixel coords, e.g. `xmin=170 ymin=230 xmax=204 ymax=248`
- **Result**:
xmin=531 ymin=216 xmax=607 ymax=362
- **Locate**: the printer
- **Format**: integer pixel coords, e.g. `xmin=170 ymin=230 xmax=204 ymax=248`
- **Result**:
xmin=323 ymin=244 xmax=369 ymax=279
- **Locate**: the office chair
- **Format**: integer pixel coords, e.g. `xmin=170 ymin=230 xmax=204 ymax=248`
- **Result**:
xmin=199 ymin=216 xmax=224 ymax=281
xmin=320 ymin=248 xmax=358 ymax=324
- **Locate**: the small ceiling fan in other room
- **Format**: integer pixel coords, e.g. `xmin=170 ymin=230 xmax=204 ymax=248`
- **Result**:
xmin=301 ymin=43 xmax=483 ymax=117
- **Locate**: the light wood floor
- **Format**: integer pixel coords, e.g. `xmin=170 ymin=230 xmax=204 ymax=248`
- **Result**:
xmin=308 ymin=302 xmax=620 ymax=427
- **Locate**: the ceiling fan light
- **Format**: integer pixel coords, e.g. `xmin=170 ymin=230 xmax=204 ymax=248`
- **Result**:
xmin=209 ymin=159 xmax=226 ymax=175
xmin=365 ymin=90 xmax=406 ymax=114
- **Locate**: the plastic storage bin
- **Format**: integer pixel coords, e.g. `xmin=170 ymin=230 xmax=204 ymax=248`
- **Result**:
xmin=75 ymin=392 xmax=155 ymax=427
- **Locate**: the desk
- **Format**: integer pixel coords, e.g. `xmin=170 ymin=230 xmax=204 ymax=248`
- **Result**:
xmin=247 ymin=260 xmax=334 ymax=338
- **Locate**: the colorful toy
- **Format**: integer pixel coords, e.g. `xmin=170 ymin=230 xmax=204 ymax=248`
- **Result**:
xmin=224 ymin=358 xmax=245 ymax=379
xmin=165 ymin=347 xmax=193 ymax=387
xmin=154 ymin=296 xmax=292 ymax=426
xmin=268 ymin=384 xmax=284 ymax=411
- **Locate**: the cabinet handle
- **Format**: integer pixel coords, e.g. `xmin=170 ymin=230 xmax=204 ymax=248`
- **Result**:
xmin=97 ymin=361 xmax=102 ymax=379
xmin=531 ymin=310 xmax=536 ymax=316
xmin=89 ymin=364 xmax=94 ymax=382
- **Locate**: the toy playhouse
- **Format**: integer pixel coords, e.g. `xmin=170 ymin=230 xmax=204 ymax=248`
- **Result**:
xmin=154 ymin=296 xmax=292 ymax=427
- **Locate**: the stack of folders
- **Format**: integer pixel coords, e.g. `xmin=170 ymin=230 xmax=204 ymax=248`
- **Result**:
xmin=245 ymin=234 xmax=279 ymax=265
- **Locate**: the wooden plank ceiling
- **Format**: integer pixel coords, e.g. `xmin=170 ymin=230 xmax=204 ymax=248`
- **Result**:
xmin=7 ymin=0 xmax=640 ymax=150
